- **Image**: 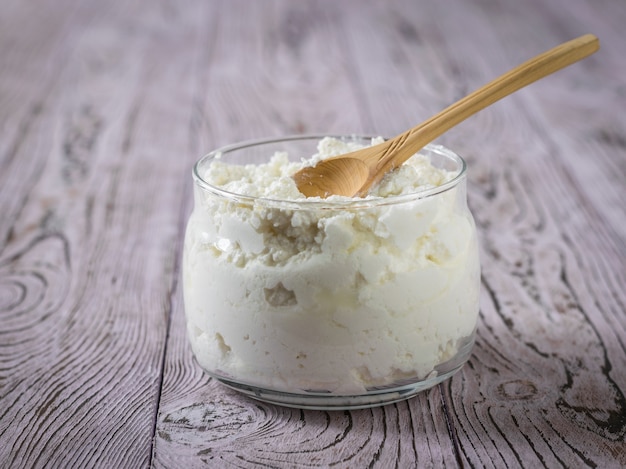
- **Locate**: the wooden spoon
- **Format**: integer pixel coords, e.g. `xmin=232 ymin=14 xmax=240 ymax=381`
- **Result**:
xmin=294 ymin=33 xmax=599 ymax=198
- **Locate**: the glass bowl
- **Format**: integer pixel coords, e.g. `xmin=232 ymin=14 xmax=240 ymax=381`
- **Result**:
xmin=182 ymin=135 xmax=480 ymax=410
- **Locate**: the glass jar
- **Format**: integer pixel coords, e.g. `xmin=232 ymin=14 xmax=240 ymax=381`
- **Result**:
xmin=183 ymin=135 xmax=480 ymax=410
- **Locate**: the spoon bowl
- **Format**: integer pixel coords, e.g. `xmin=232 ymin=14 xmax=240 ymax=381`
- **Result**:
xmin=294 ymin=33 xmax=599 ymax=198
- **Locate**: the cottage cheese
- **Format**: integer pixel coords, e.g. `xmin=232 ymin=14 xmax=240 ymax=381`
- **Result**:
xmin=183 ymin=137 xmax=480 ymax=395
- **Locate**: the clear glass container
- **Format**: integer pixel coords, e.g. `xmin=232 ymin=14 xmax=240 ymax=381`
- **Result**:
xmin=183 ymin=135 xmax=480 ymax=410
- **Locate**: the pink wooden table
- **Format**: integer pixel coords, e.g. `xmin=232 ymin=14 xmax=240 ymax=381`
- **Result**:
xmin=1 ymin=0 xmax=625 ymax=467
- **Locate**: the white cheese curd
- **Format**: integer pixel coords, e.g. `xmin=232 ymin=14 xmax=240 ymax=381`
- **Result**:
xmin=183 ymin=136 xmax=480 ymax=407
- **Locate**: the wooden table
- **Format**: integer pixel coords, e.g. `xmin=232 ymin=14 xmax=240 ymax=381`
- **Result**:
xmin=1 ymin=0 xmax=625 ymax=467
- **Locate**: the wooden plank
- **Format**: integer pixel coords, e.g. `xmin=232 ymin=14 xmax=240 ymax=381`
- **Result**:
xmin=190 ymin=0 xmax=368 ymax=149
xmin=0 ymin=0 xmax=205 ymax=466
xmin=155 ymin=0 xmax=626 ymax=466
xmin=152 ymin=0 xmax=462 ymax=467
xmin=384 ymin=0 xmax=626 ymax=467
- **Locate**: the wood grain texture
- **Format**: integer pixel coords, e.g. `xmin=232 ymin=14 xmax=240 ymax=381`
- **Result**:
xmin=0 ymin=0 xmax=200 ymax=466
xmin=413 ymin=0 xmax=626 ymax=466
xmin=1 ymin=0 xmax=624 ymax=468
xmin=391 ymin=1 xmax=625 ymax=467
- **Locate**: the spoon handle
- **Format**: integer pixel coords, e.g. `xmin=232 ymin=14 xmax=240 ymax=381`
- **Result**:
xmin=395 ymin=34 xmax=599 ymax=160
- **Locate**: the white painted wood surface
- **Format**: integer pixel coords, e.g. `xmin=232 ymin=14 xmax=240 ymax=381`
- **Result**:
xmin=1 ymin=0 xmax=624 ymax=467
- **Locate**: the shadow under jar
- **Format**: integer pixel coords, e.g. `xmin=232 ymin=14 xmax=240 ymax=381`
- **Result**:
xmin=182 ymin=135 xmax=480 ymax=410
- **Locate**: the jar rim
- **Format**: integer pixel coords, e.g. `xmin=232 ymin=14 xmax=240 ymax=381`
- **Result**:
xmin=192 ymin=134 xmax=467 ymax=209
